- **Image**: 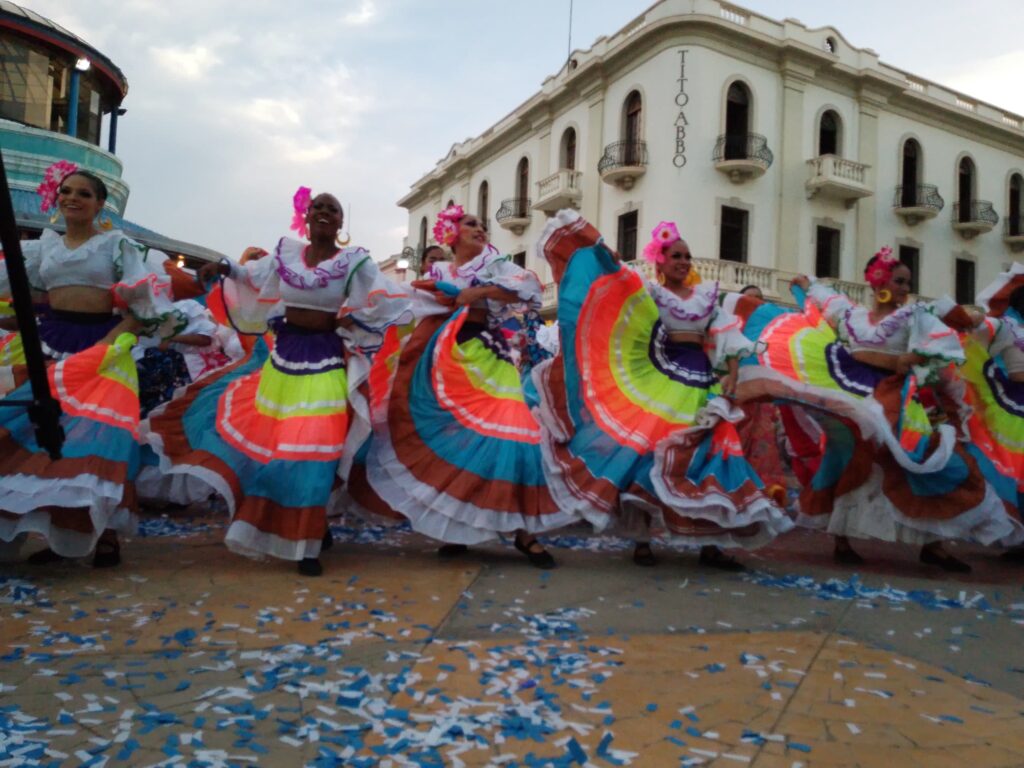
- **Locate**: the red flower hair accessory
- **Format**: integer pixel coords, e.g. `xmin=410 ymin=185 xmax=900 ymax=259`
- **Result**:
xmin=433 ymin=204 xmax=464 ymax=247
xmin=36 ymin=160 xmax=79 ymax=213
xmin=290 ymin=186 xmax=313 ymax=239
xmin=642 ymin=221 xmax=681 ymax=263
xmin=865 ymin=246 xmax=897 ymax=290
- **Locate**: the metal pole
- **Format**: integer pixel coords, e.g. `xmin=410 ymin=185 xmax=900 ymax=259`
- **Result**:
xmin=0 ymin=147 xmax=65 ymax=458
xmin=108 ymin=108 xmax=118 ymax=154
xmin=68 ymin=69 xmax=81 ymax=138
xmin=567 ymin=0 xmax=574 ymax=62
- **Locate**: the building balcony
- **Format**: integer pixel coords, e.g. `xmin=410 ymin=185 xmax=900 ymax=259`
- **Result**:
xmin=805 ymin=155 xmax=872 ymax=207
xmin=713 ymin=133 xmax=773 ymax=183
xmin=623 ymin=258 xmax=788 ymax=300
xmin=0 ymin=120 xmax=128 ymax=214
xmin=539 ymin=259 xmax=926 ymax=313
xmin=495 ymin=198 xmax=532 ymax=235
xmin=892 ymin=184 xmax=944 ymax=225
xmin=1005 ymin=217 xmax=1024 ymax=251
xmin=534 ymin=169 xmax=583 ymax=214
xmin=598 ymin=140 xmax=647 ymax=189
xmin=952 ymin=201 xmax=999 ymax=238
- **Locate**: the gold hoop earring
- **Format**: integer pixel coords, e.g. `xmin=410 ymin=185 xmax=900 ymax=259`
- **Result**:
xmin=876 ymin=289 xmax=892 ymax=304
xmin=49 ymin=209 xmax=60 ymax=225
xmin=657 ymin=271 xmax=666 ymax=285
xmin=335 ymin=232 xmax=351 ymax=247
xmin=97 ymin=212 xmax=114 ymax=231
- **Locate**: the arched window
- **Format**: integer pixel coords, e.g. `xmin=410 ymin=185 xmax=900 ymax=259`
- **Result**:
xmin=623 ymin=91 xmax=642 ymax=164
xmin=958 ymin=157 xmax=976 ymax=223
xmin=561 ymin=127 xmax=577 ymax=170
xmin=418 ymin=216 xmax=428 ymax=250
xmin=1010 ymin=173 xmax=1023 ymax=236
xmin=724 ymin=81 xmax=751 ymax=160
xmin=818 ymin=110 xmax=840 ymax=156
xmin=477 ymin=181 xmax=489 ymax=227
xmin=516 ymin=158 xmax=529 ymax=216
xmin=900 ymin=139 xmax=921 ymax=207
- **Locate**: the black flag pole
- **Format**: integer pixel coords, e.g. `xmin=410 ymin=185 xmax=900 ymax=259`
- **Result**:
xmin=0 ymin=145 xmax=65 ymax=459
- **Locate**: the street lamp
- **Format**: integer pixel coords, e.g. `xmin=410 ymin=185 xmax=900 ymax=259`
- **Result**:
xmin=75 ymin=57 xmax=91 ymax=71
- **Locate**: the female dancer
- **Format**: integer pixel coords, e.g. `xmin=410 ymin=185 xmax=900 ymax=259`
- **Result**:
xmin=0 ymin=163 xmax=179 ymax=565
xmin=737 ymin=249 xmax=1017 ymax=570
xmin=142 ymin=189 xmax=412 ymax=575
xmin=365 ymin=205 xmax=572 ymax=567
xmin=734 ymin=285 xmax=796 ymax=507
xmin=534 ymin=212 xmax=792 ymax=568
xmin=959 ymin=264 xmax=1024 ymax=559
xmin=419 ymin=245 xmax=446 ymax=277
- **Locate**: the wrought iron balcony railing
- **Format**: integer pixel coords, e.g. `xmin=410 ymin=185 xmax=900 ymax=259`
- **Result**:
xmin=954 ymin=200 xmax=999 ymax=225
xmin=597 ymin=140 xmax=648 ymax=173
xmin=893 ymin=184 xmax=945 ymax=211
xmin=712 ymin=133 xmax=774 ymax=166
xmin=496 ymin=198 xmax=531 ymax=222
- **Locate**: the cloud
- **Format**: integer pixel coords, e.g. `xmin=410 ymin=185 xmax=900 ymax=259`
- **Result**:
xmin=243 ymin=98 xmax=302 ymax=126
xmin=940 ymin=50 xmax=1024 ymax=116
xmin=150 ymin=44 xmax=220 ymax=80
xmin=342 ymin=0 xmax=377 ymax=26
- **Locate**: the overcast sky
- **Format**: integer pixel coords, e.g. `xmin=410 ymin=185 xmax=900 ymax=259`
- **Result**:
xmin=24 ymin=0 xmax=1024 ymax=261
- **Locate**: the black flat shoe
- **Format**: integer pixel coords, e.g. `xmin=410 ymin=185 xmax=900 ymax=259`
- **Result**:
xmin=321 ymin=528 xmax=334 ymax=552
xmin=920 ymin=547 xmax=971 ymax=573
xmin=27 ymin=548 xmax=67 ymax=565
xmin=698 ymin=546 xmax=745 ymax=572
xmin=298 ymin=557 xmax=323 ymax=576
xmin=632 ymin=543 xmax=657 ymax=567
xmin=92 ymin=538 xmax=121 ymax=569
xmin=437 ymin=544 xmax=468 ymax=559
xmin=514 ymin=536 xmax=556 ymax=570
xmin=1000 ymin=547 xmax=1024 ymax=564
xmin=833 ymin=546 xmax=865 ymax=566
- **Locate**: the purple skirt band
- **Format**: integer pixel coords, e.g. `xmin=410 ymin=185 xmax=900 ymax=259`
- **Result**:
xmin=268 ymin=316 xmax=345 ymax=375
xmin=649 ymin=326 xmax=715 ymax=389
xmin=38 ymin=308 xmax=120 ymax=359
xmin=825 ymin=342 xmax=890 ymax=398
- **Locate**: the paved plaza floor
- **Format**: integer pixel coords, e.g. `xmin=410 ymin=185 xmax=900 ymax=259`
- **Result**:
xmin=2 ymin=514 xmax=1024 ymax=767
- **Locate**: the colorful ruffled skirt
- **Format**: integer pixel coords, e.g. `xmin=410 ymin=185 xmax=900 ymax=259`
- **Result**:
xmin=0 ymin=308 xmax=122 ymax=395
xmin=366 ymin=309 xmax=574 ymax=543
xmin=142 ymin=319 xmax=348 ymax=560
xmin=533 ymin=214 xmax=791 ymax=548
xmin=960 ymin=336 xmax=1024 ymax=518
xmin=0 ymin=331 xmax=141 ymax=557
xmin=732 ymin=295 xmax=1018 ymax=545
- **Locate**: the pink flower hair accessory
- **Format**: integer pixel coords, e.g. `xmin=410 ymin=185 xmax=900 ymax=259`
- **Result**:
xmin=865 ymin=245 xmax=898 ymax=290
xmin=433 ymin=204 xmax=464 ymax=247
xmin=642 ymin=221 xmax=681 ymax=263
xmin=290 ymin=186 xmax=313 ymax=239
xmin=36 ymin=160 xmax=79 ymax=213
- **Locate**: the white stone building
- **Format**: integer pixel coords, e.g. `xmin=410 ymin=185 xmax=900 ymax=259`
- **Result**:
xmin=397 ymin=0 xmax=1024 ymax=308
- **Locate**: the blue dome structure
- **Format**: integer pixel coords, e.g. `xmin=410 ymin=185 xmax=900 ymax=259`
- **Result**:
xmin=0 ymin=0 xmax=224 ymax=263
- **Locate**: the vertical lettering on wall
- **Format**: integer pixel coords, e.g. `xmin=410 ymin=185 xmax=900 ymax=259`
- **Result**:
xmin=673 ymin=49 xmax=690 ymax=168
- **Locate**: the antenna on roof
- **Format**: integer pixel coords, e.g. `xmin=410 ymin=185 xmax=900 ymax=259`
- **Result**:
xmin=567 ymin=0 xmax=574 ymax=62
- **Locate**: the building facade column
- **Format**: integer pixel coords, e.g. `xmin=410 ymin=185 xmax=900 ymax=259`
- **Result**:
xmin=855 ymin=87 xmax=884 ymax=277
xmin=775 ymin=60 xmax=813 ymax=276
xmin=581 ymin=87 xmax=605 ymax=226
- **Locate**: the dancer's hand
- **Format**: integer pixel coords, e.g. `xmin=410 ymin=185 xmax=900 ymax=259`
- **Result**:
xmin=719 ymin=371 xmax=737 ymax=397
xmin=198 ymin=261 xmax=229 ymax=282
xmin=455 ymin=286 xmax=489 ymax=306
xmin=791 ymin=275 xmax=811 ymax=291
xmin=240 ymin=247 xmax=268 ymax=264
xmin=896 ymin=352 xmax=923 ymax=375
